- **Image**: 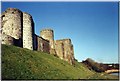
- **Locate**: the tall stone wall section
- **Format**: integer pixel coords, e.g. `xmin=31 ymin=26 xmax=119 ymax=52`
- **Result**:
xmin=37 ymin=36 xmax=50 ymax=53
xmin=1 ymin=8 xmax=22 ymax=39
xmin=1 ymin=8 xmax=22 ymax=46
xmin=40 ymin=29 xmax=56 ymax=55
xmin=55 ymin=41 xmax=64 ymax=60
xmin=23 ymin=12 xmax=34 ymax=50
xmin=33 ymin=34 xmax=38 ymax=50
xmin=55 ymin=39 xmax=75 ymax=65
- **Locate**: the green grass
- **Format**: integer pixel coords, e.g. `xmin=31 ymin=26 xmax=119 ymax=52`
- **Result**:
xmin=1 ymin=44 xmax=119 ymax=80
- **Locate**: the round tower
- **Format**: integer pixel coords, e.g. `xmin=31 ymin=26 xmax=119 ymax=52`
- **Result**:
xmin=40 ymin=29 xmax=56 ymax=54
xmin=1 ymin=8 xmax=22 ymax=39
xmin=23 ymin=12 xmax=34 ymax=50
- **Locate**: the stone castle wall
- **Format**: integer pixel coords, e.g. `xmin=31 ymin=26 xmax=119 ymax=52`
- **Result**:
xmin=1 ymin=8 xmax=23 ymax=47
xmin=37 ymin=36 xmax=50 ymax=53
xmin=1 ymin=8 xmax=22 ymax=39
xmin=1 ymin=8 xmax=75 ymax=65
xmin=33 ymin=34 xmax=38 ymax=50
xmin=23 ymin=12 xmax=34 ymax=50
xmin=55 ymin=39 xmax=75 ymax=65
xmin=55 ymin=41 xmax=64 ymax=60
xmin=2 ymin=34 xmax=15 ymax=45
xmin=40 ymin=29 xmax=56 ymax=55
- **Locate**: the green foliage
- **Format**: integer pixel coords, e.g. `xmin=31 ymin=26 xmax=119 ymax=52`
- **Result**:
xmin=1 ymin=44 xmax=118 ymax=80
xmin=82 ymin=58 xmax=108 ymax=72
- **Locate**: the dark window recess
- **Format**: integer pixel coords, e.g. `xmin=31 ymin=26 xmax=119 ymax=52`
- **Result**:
xmin=2 ymin=40 xmax=4 ymax=41
xmin=2 ymin=15 xmax=5 ymax=17
xmin=12 ymin=12 xmax=14 ymax=14
xmin=3 ymin=32 xmax=5 ymax=34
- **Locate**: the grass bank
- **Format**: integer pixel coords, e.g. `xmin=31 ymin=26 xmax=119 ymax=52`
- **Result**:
xmin=1 ymin=44 xmax=118 ymax=80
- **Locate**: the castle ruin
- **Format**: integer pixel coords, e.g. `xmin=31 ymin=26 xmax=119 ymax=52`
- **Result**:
xmin=1 ymin=8 xmax=75 ymax=65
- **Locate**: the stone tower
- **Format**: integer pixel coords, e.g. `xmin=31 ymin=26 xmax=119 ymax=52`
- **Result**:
xmin=1 ymin=8 xmax=22 ymax=46
xmin=40 ymin=29 xmax=56 ymax=54
xmin=55 ymin=39 xmax=75 ymax=65
xmin=23 ymin=12 xmax=34 ymax=50
xmin=1 ymin=8 xmax=22 ymax=39
xmin=54 ymin=41 xmax=64 ymax=59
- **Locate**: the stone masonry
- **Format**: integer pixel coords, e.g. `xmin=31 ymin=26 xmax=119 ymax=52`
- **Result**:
xmin=40 ymin=29 xmax=56 ymax=55
xmin=1 ymin=8 xmax=75 ymax=65
xmin=23 ymin=12 xmax=34 ymax=50
xmin=2 ymin=34 xmax=15 ymax=45
xmin=37 ymin=36 xmax=50 ymax=53
xmin=55 ymin=39 xmax=75 ymax=65
xmin=1 ymin=8 xmax=22 ymax=47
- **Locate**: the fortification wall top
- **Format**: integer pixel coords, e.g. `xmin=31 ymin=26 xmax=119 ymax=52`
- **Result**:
xmin=2 ymin=8 xmax=22 ymax=15
xmin=40 ymin=29 xmax=53 ymax=33
xmin=56 ymin=38 xmax=71 ymax=41
xmin=55 ymin=39 xmax=71 ymax=44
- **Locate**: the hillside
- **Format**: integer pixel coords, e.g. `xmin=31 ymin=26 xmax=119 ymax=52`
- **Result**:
xmin=1 ymin=44 xmax=118 ymax=80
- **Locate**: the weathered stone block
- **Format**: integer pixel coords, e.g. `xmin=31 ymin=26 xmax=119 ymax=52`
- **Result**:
xmin=23 ymin=12 xmax=34 ymax=50
xmin=40 ymin=29 xmax=56 ymax=54
xmin=55 ymin=39 xmax=75 ymax=65
xmin=37 ymin=36 xmax=50 ymax=53
xmin=2 ymin=34 xmax=14 ymax=45
xmin=1 ymin=8 xmax=22 ymax=39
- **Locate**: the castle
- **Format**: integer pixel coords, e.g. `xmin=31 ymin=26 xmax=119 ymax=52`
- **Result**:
xmin=1 ymin=8 xmax=75 ymax=65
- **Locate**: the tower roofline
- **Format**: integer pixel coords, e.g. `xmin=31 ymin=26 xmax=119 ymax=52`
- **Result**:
xmin=2 ymin=8 xmax=22 ymax=16
xmin=40 ymin=28 xmax=53 ymax=32
xmin=23 ymin=12 xmax=32 ymax=17
xmin=6 ymin=8 xmax=22 ymax=12
xmin=55 ymin=38 xmax=71 ymax=41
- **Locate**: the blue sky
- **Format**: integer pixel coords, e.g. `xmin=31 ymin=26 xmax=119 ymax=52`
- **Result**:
xmin=2 ymin=2 xmax=118 ymax=63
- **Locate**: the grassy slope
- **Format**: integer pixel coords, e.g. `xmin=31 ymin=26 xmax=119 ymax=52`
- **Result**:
xmin=2 ymin=44 xmax=118 ymax=80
